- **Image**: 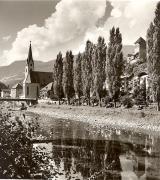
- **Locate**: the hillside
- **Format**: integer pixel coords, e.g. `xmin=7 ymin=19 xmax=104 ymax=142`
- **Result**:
xmin=0 ymin=45 xmax=134 ymax=87
xmin=0 ymin=60 xmax=54 ymax=87
xmin=123 ymin=45 xmax=135 ymax=57
xmin=0 ymin=81 xmax=8 ymax=90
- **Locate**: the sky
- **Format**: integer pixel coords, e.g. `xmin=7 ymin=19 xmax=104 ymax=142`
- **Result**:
xmin=0 ymin=0 xmax=158 ymax=66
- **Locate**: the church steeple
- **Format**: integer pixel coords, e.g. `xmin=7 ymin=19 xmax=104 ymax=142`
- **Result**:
xmin=27 ymin=41 xmax=34 ymax=66
xmin=23 ymin=41 xmax=34 ymax=83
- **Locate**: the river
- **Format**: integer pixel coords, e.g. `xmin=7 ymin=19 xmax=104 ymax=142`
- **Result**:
xmin=28 ymin=112 xmax=160 ymax=180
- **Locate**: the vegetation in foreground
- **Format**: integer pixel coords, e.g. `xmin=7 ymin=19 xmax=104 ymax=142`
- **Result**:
xmin=0 ymin=105 xmax=56 ymax=179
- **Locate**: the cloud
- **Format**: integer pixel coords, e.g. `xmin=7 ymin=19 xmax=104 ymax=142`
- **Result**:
xmin=1 ymin=0 xmax=159 ymax=66
xmin=82 ymin=0 xmax=158 ymax=45
xmin=1 ymin=0 xmax=106 ymax=65
xmin=2 ymin=35 xmax=11 ymax=42
xmin=96 ymin=1 xmax=113 ymax=27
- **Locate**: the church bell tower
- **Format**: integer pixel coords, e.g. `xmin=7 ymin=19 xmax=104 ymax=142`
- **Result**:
xmin=24 ymin=41 xmax=34 ymax=83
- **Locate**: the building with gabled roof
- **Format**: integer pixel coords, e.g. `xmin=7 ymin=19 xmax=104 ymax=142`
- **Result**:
xmin=40 ymin=82 xmax=54 ymax=99
xmin=23 ymin=42 xmax=53 ymax=99
xmin=127 ymin=37 xmax=146 ymax=64
xmin=11 ymin=83 xmax=23 ymax=98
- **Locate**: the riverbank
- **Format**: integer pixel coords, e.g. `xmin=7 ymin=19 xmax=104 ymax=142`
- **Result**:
xmin=28 ymin=103 xmax=160 ymax=136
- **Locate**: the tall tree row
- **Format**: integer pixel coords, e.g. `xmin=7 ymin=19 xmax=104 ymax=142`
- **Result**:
xmin=81 ymin=40 xmax=93 ymax=105
xmin=147 ymin=23 xmax=155 ymax=101
xmin=53 ymin=52 xmax=63 ymax=105
xmin=92 ymin=36 xmax=107 ymax=106
xmin=53 ymin=31 xmax=124 ymax=107
xmin=147 ymin=2 xmax=160 ymax=111
xmin=74 ymin=53 xmax=83 ymax=105
xmin=62 ymin=51 xmax=74 ymax=105
xmin=106 ymin=27 xmax=124 ymax=107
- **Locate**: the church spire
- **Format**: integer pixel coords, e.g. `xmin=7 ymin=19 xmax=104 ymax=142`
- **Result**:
xmin=27 ymin=41 xmax=33 ymax=64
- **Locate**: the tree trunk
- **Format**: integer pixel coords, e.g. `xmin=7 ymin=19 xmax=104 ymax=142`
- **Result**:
xmin=114 ymin=100 xmax=116 ymax=108
xmin=78 ymin=96 xmax=80 ymax=106
xmin=88 ymin=96 xmax=91 ymax=106
xmin=156 ymin=87 xmax=160 ymax=111
xmin=58 ymin=98 xmax=61 ymax=105
xmin=157 ymin=101 xmax=160 ymax=111
xmin=67 ymin=97 xmax=70 ymax=105
xmin=99 ymin=98 xmax=102 ymax=107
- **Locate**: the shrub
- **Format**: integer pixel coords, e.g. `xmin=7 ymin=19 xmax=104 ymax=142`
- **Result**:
xmin=103 ymin=96 xmax=112 ymax=105
xmin=0 ymin=112 xmax=44 ymax=178
xmin=121 ymin=95 xmax=134 ymax=108
xmin=90 ymin=96 xmax=99 ymax=106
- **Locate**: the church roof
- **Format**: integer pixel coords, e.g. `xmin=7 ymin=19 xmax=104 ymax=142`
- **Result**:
xmin=30 ymin=71 xmax=53 ymax=88
xmin=27 ymin=41 xmax=34 ymax=65
xmin=12 ymin=83 xmax=22 ymax=89
xmin=134 ymin=37 xmax=146 ymax=44
xmin=40 ymin=82 xmax=53 ymax=92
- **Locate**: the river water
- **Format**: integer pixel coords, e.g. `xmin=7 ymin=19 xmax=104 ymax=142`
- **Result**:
xmin=30 ymin=113 xmax=160 ymax=180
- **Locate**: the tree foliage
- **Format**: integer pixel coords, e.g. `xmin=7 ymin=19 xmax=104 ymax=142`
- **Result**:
xmin=62 ymin=51 xmax=74 ymax=104
xmin=53 ymin=52 xmax=63 ymax=104
xmin=147 ymin=2 xmax=160 ymax=110
xmin=81 ymin=40 xmax=93 ymax=105
xmin=74 ymin=53 xmax=83 ymax=104
xmin=0 ymin=113 xmax=38 ymax=178
xmin=106 ymin=27 xmax=124 ymax=107
xmin=92 ymin=36 xmax=107 ymax=106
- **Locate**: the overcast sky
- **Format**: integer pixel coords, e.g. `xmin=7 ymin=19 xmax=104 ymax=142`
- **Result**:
xmin=0 ymin=0 xmax=158 ymax=66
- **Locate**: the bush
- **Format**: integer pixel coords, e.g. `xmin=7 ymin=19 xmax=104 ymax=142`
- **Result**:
xmin=134 ymin=95 xmax=148 ymax=106
xmin=103 ymin=96 xmax=112 ymax=105
xmin=121 ymin=95 xmax=134 ymax=108
xmin=0 ymin=112 xmax=44 ymax=178
xmin=90 ymin=96 xmax=99 ymax=106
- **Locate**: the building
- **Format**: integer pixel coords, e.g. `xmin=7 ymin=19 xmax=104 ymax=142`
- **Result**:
xmin=125 ymin=37 xmax=149 ymax=94
xmin=40 ymin=82 xmax=54 ymax=99
xmin=23 ymin=42 xmax=53 ymax=99
xmin=1 ymin=89 xmax=11 ymax=98
xmin=127 ymin=37 xmax=146 ymax=64
xmin=11 ymin=83 xmax=23 ymax=98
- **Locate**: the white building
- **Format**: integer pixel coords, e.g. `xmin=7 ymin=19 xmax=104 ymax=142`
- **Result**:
xmin=23 ymin=42 xmax=53 ymax=99
xmin=11 ymin=83 xmax=23 ymax=98
xmin=1 ymin=89 xmax=11 ymax=98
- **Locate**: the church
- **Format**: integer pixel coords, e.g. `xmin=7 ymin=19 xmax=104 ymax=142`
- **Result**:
xmin=23 ymin=42 xmax=53 ymax=99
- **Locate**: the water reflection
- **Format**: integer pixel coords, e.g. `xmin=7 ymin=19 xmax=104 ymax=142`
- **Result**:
xmin=32 ymin=116 xmax=160 ymax=179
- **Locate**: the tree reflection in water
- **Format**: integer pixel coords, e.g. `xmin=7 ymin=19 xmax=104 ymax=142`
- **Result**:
xmin=32 ymin=116 xmax=160 ymax=179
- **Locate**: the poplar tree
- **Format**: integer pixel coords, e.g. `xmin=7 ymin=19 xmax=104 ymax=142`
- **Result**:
xmin=74 ymin=53 xmax=83 ymax=105
xmin=92 ymin=36 xmax=107 ymax=106
xmin=147 ymin=22 xmax=155 ymax=101
xmin=147 ymin=2 xmax=160 ymax=110
xmin=106 ymin=27 xmax=124 ymax=107
xmin=53 ymin=52 xmax=63 ymax=105
xmin=81 ymin=40 xmax=93 ymax=105
xmin=62 ymin=51 xmax=74 ymax=104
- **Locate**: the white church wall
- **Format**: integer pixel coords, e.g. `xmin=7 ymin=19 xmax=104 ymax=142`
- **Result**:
xmin=23 ymin=83 xmax=39 ymax=99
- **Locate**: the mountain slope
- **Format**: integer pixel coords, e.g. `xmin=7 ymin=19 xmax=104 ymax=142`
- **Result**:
xmin=0 ymin=45 xmax=134 ymax=87
xmin=0 ymin=82 xmax=8 ymax=90
xmin=0 ymin=60 xmax=54 ymax=87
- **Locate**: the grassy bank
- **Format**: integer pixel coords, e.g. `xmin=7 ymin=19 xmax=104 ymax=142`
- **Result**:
xmin=28 ymin=103 xmax=160 ymax=136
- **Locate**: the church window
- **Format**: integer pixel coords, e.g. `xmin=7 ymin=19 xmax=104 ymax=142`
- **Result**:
xmin=27 ymin=86 xmax=29 ymax=96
